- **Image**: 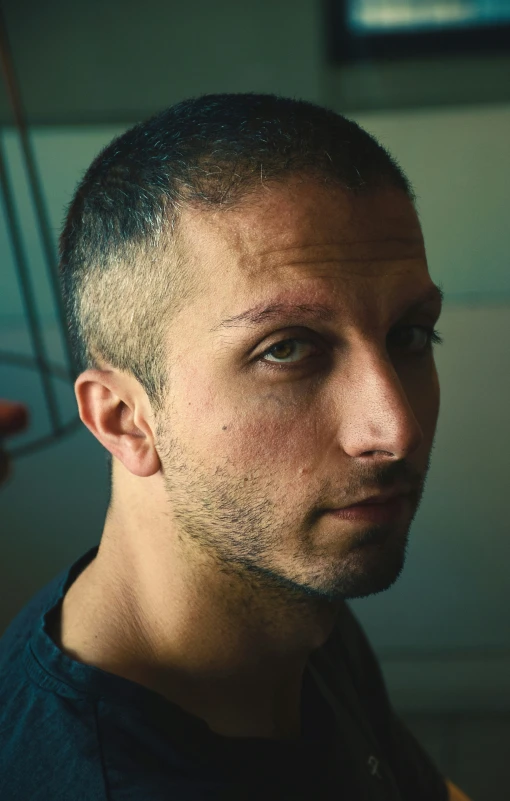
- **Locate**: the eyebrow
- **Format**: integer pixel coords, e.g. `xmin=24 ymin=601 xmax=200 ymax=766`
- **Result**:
xmin=211 ymin=284 xmax=444 ymax=332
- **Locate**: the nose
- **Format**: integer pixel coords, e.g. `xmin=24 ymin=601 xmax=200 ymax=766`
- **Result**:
xmin=336 ymin=347 xmax=425 ymax=461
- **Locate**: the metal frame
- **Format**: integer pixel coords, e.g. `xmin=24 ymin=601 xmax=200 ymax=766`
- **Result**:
xmin=0 ymin=7 xmax=80 ymax=460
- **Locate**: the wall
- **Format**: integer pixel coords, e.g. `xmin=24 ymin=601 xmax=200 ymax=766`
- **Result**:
xmin=0 ymin=0 xmax=322 ymax=124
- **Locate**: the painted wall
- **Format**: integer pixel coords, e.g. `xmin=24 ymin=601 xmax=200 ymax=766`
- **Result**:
xmin=0 ymin=0 xmax=322 ymax=123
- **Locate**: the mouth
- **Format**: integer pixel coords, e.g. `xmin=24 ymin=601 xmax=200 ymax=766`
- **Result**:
xmin=324 ymin=494 xmax=408 ymax=523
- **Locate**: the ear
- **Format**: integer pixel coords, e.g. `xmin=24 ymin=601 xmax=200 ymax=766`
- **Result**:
xmin=74 ymin=369 xmax=161 ymax=478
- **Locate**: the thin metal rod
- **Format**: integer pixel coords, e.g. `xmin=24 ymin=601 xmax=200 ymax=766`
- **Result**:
xmin=0 ymin=135 xmax=62 ymax=433
xmin=0 ymin=6 xmax=80 ymax=387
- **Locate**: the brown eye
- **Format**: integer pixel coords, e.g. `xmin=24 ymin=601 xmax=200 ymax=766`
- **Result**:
xmin=260 ymin=338 xmax=318 ymax=366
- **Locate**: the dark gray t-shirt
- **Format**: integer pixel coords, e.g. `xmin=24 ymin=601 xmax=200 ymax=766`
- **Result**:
xmin=0 ymin=545 xmax=448 ymax=800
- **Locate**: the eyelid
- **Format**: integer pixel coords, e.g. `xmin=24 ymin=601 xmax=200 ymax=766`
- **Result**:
xmin=256 ymin=309 xmax=441 ymax=349
xmin=257 ymin=327 xmax=324 ymax=355
xmin=405 ymin=307 xmax=442 ymax=323
xmin=255 ymin=328 xmax=332 ymax=369
xmin=256 ymin=322 xmax=441 ymax=366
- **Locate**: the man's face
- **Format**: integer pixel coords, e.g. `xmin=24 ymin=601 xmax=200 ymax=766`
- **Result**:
xmin=154 ymin=177 xmax=442 ymax=603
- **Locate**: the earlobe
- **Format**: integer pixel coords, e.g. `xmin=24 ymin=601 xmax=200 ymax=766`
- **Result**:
xmin=115 ymin=433 xmax=162 ymax=478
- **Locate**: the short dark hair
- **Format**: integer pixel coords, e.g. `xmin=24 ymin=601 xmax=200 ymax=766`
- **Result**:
xmin=58 ymin=92 xmax=417 ymax=493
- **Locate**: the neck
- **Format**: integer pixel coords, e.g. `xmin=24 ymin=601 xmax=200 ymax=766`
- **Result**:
xmin=55 ymin=524 xmax=338 ymax=739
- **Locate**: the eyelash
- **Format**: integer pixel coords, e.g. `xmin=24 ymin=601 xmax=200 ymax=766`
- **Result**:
xmin=258 ymin=327 xmax=444 ymax=370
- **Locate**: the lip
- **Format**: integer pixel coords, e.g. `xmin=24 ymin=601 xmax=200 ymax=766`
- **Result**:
xmin=324 ymin=495 xmax=407 ymax=523
xmin=346 ymin=489 xmax=410 ymax=506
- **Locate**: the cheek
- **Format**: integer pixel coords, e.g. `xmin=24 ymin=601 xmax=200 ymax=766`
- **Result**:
xmin=216 ymin=395 xmax=317 ymax=472
xmin=223 ymin=420 xmax=295 ymax=469
xmin=178 ymin=365 xmax=318 ymax=471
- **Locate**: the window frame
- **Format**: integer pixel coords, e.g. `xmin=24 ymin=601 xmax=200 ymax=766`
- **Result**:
xmin=326 ymin=0 xmax=510 ymax=64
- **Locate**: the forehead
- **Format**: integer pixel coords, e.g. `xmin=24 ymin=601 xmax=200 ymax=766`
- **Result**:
xmin=176 ymin=179 xmax=430 ymax=325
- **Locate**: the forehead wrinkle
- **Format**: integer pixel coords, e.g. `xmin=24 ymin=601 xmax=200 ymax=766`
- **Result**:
xmin=178 ymin=185 xmax=424 ymax=270
xmin=273 ymin=255 xmax=425 ymax=269
xmin=256 ymin=236 xmax=424 ymax=258
xmin=238 ymin=255 xmax=428 ymax=285
xmin=240 ymin=236 xmax=426 ymax=275
xmin=178 ymin=185 xmax=428 ymax=312
xmin=224 ymin=196 xmax=423 ymax=257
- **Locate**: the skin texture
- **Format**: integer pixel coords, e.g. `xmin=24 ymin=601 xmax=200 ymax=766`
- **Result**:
xmin=57 ymin=177 xmax=443 ymax=741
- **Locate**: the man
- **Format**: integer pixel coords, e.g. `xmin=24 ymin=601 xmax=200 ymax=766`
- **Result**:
xmin=0 ymin=94 xmax=472 ymax=800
